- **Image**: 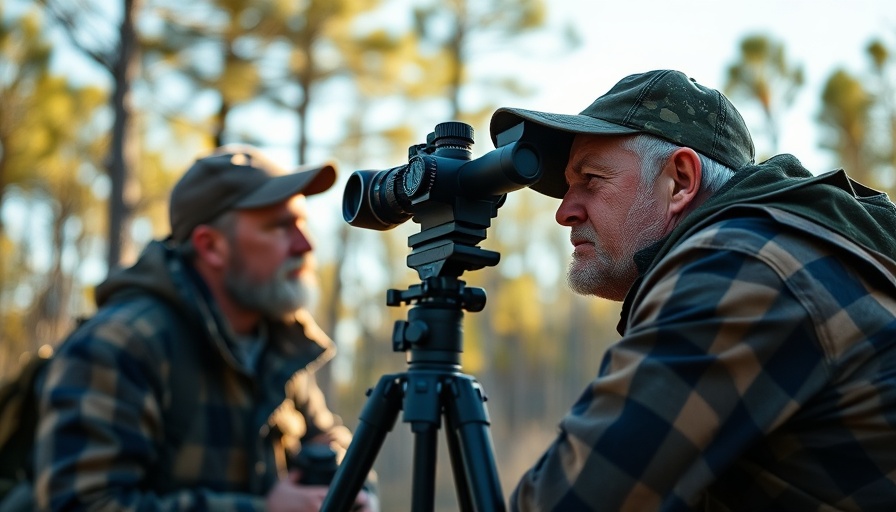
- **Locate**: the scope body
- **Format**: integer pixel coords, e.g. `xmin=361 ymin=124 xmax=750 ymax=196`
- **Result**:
xmin=343 ymin=122 xmax=542 ymax=231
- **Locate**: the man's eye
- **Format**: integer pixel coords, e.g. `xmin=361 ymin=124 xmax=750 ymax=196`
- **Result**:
xmin=567 ymin=173 xmax=601 ymax=187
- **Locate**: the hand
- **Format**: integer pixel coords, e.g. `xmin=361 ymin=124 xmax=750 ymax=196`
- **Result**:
xmin=265 ymin=471 xmax=376 ymax=512
xmin=352 ymin=490 xmax=377 ymax=512
xmin=266 ymin=471 xmax=328 ymax=512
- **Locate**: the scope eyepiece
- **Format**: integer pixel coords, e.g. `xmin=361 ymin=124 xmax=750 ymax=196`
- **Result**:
xmin=342 ymin=166 xmax=414 ymax=230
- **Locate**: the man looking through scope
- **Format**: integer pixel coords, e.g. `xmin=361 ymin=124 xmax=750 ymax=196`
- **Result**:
xmin=487 ymin=69 xmax=896 ymax=510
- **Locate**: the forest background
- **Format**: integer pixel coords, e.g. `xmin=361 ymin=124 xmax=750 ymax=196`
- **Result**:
xmin=1 ymin=0 xmax=895 ymax=509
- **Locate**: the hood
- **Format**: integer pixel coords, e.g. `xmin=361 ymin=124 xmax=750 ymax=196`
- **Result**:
xmin=620 ymin=154 xmax=896 ymax=334
xmin=94 ymin=240 xmax=335 ymax=375
xmin=643 ymin=154 xmax=896 ymax=277
xmin=95 ymin=240 xmax=186 ymax=308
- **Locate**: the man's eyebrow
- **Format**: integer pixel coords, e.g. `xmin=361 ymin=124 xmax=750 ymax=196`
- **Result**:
xmin=567 ymin=155 xmax=611 ymax=177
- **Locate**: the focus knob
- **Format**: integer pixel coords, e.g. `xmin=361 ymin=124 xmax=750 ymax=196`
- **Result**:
xmin=402 ymin=156 xmax=437 ymax=199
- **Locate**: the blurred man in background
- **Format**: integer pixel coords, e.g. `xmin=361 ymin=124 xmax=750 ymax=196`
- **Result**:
xmin=33 ymin=145 xmax=375 ymax=511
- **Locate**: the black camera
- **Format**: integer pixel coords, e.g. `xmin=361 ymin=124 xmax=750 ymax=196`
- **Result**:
xmin=295 ymin=444 xmax=339 ymax=486
xmin=342 ymin=121 xmax=542 ymax=231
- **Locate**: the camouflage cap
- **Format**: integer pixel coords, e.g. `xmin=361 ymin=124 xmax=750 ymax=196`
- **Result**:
xmin=169 ymin=144 xmax=337 ymax=243
xmin=489 ymin=69 xmax=755 ymax=198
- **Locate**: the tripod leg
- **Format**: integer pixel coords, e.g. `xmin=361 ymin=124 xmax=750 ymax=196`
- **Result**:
xmin=322 ymin=374 xmax=405 ymax=512
xmin=404 ymin=372 xmax=444 ymax=512
xmin=410 ymin=424 xmax=439 ymax=512
xmin=443 ymin=375 xmax=506 ymax=512
xmin=443 ymin=412 xmax=475 ymax=512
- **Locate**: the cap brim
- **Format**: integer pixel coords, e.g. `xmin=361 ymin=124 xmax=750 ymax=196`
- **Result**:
xmin=489 ymin=108 xmax=639 ymax=199
xmin=491 ymin=108 xmax=640 ymax=142
xmin=235 ymin=162 xmax=337 ymax=209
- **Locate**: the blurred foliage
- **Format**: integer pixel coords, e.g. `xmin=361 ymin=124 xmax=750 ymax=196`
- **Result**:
xmin=819 ymin=70 xmax=874 ymax=183
xmin=0 ymin=3 xmax=107 ymax=370
xmin=0 ymin=1 xmax=894 ymax=510
xmin=725 ymin=33 xmax=804 ymax=159
xmin=817 ymin=31 xmax=896 ymax=195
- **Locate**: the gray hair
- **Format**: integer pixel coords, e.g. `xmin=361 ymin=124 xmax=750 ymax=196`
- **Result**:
xmin=622 ymin=134 xmax=736 ymax=196
xmin=175 ymin=210 xmax=239 ymax=261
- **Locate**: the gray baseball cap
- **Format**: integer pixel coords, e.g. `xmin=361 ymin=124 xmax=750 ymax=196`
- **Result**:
xmin=489 ymin=69 xmax=755 ymax=198
xmin=169 ymin=145 xmax=337 ymax=242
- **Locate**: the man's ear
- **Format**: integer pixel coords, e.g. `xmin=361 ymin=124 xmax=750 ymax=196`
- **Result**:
xmin=189 ymin=225 xmax=229 ymax=270
xmin=664 ymin=147 xmax=702 ymax=217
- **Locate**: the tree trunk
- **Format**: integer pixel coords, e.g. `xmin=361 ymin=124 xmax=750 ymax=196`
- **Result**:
xmin=106 ymin=0 xmax=140 ymax=272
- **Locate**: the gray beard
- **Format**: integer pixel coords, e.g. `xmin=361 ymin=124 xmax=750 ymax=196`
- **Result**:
xmin=224 ymin=260 xmax=317 ymax=318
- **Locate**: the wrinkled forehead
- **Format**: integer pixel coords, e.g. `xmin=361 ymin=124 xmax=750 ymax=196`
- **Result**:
xmin=566 ymin=134 xmax=640 ymax=170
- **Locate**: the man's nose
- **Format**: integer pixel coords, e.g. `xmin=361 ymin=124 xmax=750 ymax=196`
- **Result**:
xmin=292 ymin=227 xmax=313 ymax=254
xmin=555 ymin=194 xmax=585 ymax=226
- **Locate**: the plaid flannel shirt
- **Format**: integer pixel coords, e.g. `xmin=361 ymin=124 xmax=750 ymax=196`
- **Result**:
xmin=33 ymin=241 xmax=351 ymax=511
xmin=511 ymin=206 xmax=896 ymax=511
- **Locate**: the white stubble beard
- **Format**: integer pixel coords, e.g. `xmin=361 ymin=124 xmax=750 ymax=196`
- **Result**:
xmin=566 ymin=184 xmax=668 ymax=301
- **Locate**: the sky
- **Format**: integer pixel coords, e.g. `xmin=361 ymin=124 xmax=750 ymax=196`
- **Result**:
xmin=497 ymin=0 xmax=895 ymax=175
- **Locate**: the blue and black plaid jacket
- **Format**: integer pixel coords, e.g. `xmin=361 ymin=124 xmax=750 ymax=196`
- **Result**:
xmin=512 ymin=155 xmax=896 ymax=511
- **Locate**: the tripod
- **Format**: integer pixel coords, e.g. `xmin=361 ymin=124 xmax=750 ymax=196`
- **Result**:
xmin=327 ymin=119 xmax=551 ymax=511
xmin=320 ymin=273 xmax=505 ymax=512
